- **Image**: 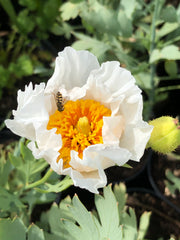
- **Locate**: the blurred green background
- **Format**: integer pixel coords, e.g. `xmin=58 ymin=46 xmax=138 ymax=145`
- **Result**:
xmin=0 ymin=0 xmax=180 ymax=120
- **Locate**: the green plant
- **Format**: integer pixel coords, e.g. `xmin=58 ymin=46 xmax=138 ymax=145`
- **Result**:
xmin=0 ymin=0 xmax=62 ymax=100
xmin=35 ymin=183 xmax=152 ymax=240
xmin=58 ymin=0 xmax=180 ymax=120
xmin=0 ymin=139 xmax=72 ymax=224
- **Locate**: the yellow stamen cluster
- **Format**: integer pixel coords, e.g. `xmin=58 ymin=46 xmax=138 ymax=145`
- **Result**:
xmin=47 ymin=99 xmax=111 ymax=168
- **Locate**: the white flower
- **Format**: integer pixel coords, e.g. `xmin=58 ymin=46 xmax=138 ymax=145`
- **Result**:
xmin=5 ymin=47 xmax=153 ymax=193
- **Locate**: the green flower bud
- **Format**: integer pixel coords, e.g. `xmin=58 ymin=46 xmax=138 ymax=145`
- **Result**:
xmin=147 ymin=116 xmax=180 ymax=154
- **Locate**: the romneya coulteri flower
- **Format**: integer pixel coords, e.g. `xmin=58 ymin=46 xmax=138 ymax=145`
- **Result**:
xmin=5 ymin=47 xmax=153 ymax=193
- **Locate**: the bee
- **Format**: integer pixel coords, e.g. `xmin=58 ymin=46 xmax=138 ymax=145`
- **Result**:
xmin=55 ymin=91 xmax=64 ymax=112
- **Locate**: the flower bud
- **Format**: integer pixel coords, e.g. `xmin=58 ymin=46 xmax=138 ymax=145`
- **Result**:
xmin=147 ymin=116 xmax=180 ymax=154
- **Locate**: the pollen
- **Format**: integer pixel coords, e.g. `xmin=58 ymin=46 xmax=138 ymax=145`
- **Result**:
xmin=47 ymin=99 xmax=111 ymax=168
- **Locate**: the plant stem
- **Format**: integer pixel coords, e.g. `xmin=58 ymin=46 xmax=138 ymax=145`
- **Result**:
xmin=158 ymin=74 xmax=180 ymax=80
xmin=147 ymin=0 xmax=159 ymax=120
xmin=157 ymin=85 xmax=180 ymax=93
xmin=25 ymin=168 xmax=53 ymax=190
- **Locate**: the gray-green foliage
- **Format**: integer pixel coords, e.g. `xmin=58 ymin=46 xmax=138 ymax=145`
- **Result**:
xmin=39 ymin=183 xmax=151 ymax=240
xmin=0 ymin=218 xmax=45 ymax=240
xmin=0 ymin=139 xmax=56 ymax=220
xmin=0 ymin=138 xmax=73 ymax=223
xmin=58 ymin=0 xmax=180 ymax=119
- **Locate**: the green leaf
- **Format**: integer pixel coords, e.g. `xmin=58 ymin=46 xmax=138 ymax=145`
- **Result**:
xmin=165 ymin=169 xmax=180 ymax=195
xmin=70 ymin=0 xmax=84 ymax=3
xmin=0 ymin=218 xmax=26 ymax=240
xmin=177 ymin=3 xmax=180 ymax=22
xmin=156 ymin=22 xmax=179 ymax=39
xmin=0 ymin=152 xmax=13 ymax=187
xmin=51 ymin=22 xmax=73 ymax=39
xmin=9 ymin=141 xmax=49 ymax=189
xmin=41 ymin=183 xmax=151 ymax=240
xmin=95 ymin=185 xmax=121 ymax=239
xmin=21 ymin=141 xmax=34 ymax=162
xmin=134 ymin=72 xmax=151 ymax=90
xmin=122 ymin=163 xmax=133 ymax=168
xmin=117 ymin=11 xmax=133 ymax=37
xmin=72 ymin=33 xmax=110 ymax=60
xmin=114 ymin=183 xmax=127 ymax=216
xmin=21 ymin=189 xmax=56 ymax=214
xmin=16 ymin=55 xmax=34 ymax=77
xmin=0 ymin=218 xmax=46 ymax=240
xmin=164 ymin=60 xmax=178 ymax=77
xmin=64 ymin=195 xmax=100 ymax=240
xmin=120 ymin=0 xmax=137 ymax=19
xmin=46 ymin=200 xmax=74 ymax=239
xmin=121 ymin=208 xmax=137 ymax=240
xmin=0 ymin=65 xmax=10 ymax=88
xmin=150 ymin=45 xmax=180 ymax=63
xmin=44 ymin=232 xmax=61 ymax=240
xmin=161 ymin=5 xmax=177 ymax=23
xmin=19 ymin=0 xmax=38 ymax=11
xmin=0 ymin=187 xmax=24 ymax=213
xmin=27 ymin=224 xmax=45 ymax=240
xmin=17 ymin=9 xmax=35 ymax=34
xmin=42 ymin=0 xmax=61 ymax=27
xmin=61 ymin=2 xmax=82 ymax=21
xmin=137 ymin=211 xmax=151 ymax=240
xmin=63 ymin=185 xmax=123 ymax=240
xmin=80 ymin=1 xmax=119 ymax=35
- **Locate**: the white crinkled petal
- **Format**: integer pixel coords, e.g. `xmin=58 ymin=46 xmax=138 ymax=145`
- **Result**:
xmin=119 ymin=92 xmax=143 ymax=124
xmin=27 ymin=127 xmax=62 ymax=165
xmin=37 ymin=149 xmax=107 ymax=193
xmin=28 ymin=128 xmax=62 ymax=165
xmin=85 ymin=61 xmax=143 ymax=122
xmin=5 ymin=119 xmax=36 ymax=141
xmin=45 ymin=47 xmax=100 ymax=93
xmin=5 ymin=82 xmax=50 ymax=141
xmin=70 ymin=167 xmax=107 ymax=194
xmin=70 ymin=151 xmax=96 ymax=172
xmin=71 ymin=144 xmax=132 ymax=170
xmin=120 ymin=121 xmax=153 ymax=161
xmin=87 ymin=61 xmax=140 ymax=99
xmin=102 ymin=116 xmax=124 ymax=145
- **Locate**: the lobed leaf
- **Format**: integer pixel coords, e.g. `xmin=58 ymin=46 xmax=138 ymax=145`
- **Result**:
xmin=0 ymin=187 xmax=25 ymax=213
xmin=27 ymin=224 xmax=45 ymax=240
xmin=156 ymin=22 xmax=179 ymax=39
xmin=72 ymin=33 xmax=111 ymax=59
xmin=114 ymin=183 xmax=127 ymax=217
xmin=61 ymin=2 xmax=83 ymax=21
xmin=161 ymin=5 xmax=178 ymax=23
xmin=150 ymin=45 xmax=180 ymax=63
xmin=137 ymin=211 xmax=152 ymax=240
xmin=0 ymin=218 xmax=46 ymax=240
xmin=121 ymin=208 xmax=138 ymax=240
xmin=0 ymin=218 xmax=26 ymax=240
xmin=38 ymin=183 xmax=151 ymax=240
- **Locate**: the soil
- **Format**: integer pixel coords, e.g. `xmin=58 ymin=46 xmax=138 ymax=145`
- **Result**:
xmin=127 ymin=191 xmax=180 ymax=239
xmin=145 ymin=152 xmax=180 ymax=239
